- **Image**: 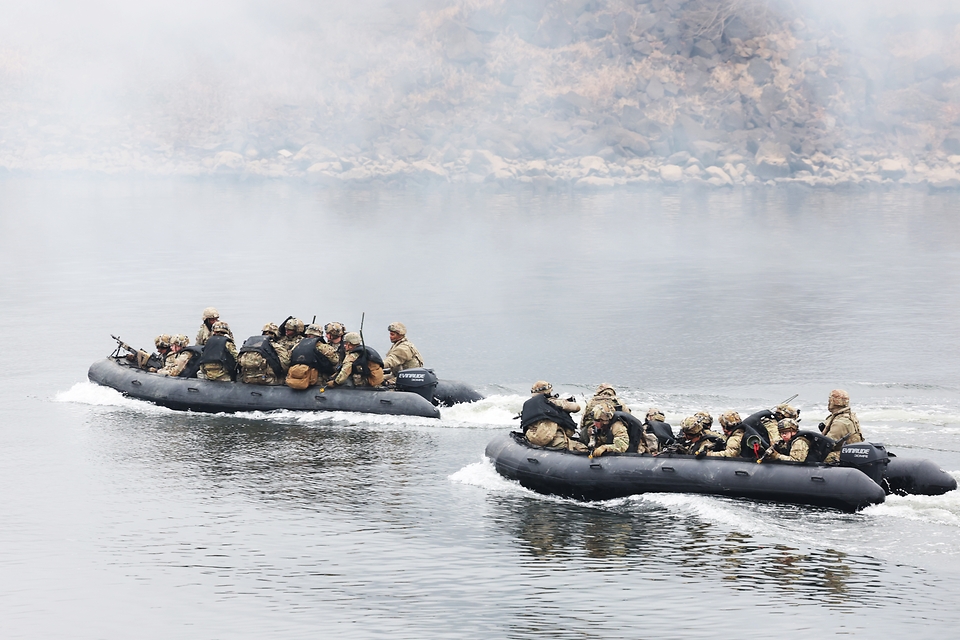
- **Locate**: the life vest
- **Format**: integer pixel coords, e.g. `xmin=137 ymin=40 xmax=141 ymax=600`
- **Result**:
xmin=644 ymin=419 xmax=676 ymax=446
xmin=613 ymin=411 xmax=647 ymax=453
xmin=238 ymin=336 xmax=284 ymax=379
xmin=198 ymin=335 xmax=236 ymax=378
xmin=790 ymin=430 xmax=838 ymax=463
xmin=289 ymin=337 xmax=337 ymax=375
xmin=351 ymin=345 xmax=384 ymax=379
xmin=520 ymin=394 xmax=577 ymax=433
xmin=177 ymin=345 xmax=204 ymax=379
xmin=739 ymin=424 xmax=770 ymax=459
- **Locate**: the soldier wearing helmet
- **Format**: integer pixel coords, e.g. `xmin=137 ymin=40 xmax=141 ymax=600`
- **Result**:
xmin=704 ymin=410 xmax=747 ymax=458
xmin=197 ymin=321 xmax=238 ymax=381
xmin=382 ymin=322 xmax=425 ymax=385
xmin=694 ymin=411 xmax=722 ymax=439
xmin=579 ymin=383 xmax=631 ymax=444
xmin=237 ymin=323 xmax=288 ymax=385
xmin=158 ymin=335 xmax=201 ymax=378
xmin=196 ymin=307 xmax=233 ymax=346
xmin=276 ymin=317 xmax=305 ymax=355
xmin=328 ymin=332 xmax=384 ymax=388
xmin=519 ymin=381 xmax=586 ymax=452
xmin=759 ymin=403 xmax=799 ymax=445
xmin=286 ymin=324 xmax=341 ymax=388
xmin=324 ymin=322 xmax=347 ymax=364
xmin=127 ymin=334 xmax=173 ymax=372
xmin=765 ymin=418 xmax=811 ymax=463
xmin=588 ymin=401 xmax=632 ymax=458
xmin=820 ymin=389 xmax=863 ymax=463
xmin=675 ymin=416 xmax=719 ymax=456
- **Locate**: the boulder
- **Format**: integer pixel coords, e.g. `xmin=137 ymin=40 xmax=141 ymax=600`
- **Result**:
xmin=646 ymin=78 xmax=665 ymax=101
xmin=943 ymin=131 xmax=960 ymax=155
xmin=878 ymin=159 xmax=906 ymax=180
xmin=705 ymin=166 xmax=733 ymax=185
xmin=579 ymin=155 xmax=607 ymax=175
xmin=575 ymin=176 xmax=616 ymax=188
xmin=659 ymin=165 xmax=683 ymax=182
xmin=927 ymin=166 xmax=960 ymax=190
xmin=212 ymin=151 xmax=244 ymax=170
xmin=754 ymin=142 xmax=791 ymax=179
xmin=748 ymin=58 xmax=773 ymax=84
xmin=437 ymin=22 xmax=485 ymax=64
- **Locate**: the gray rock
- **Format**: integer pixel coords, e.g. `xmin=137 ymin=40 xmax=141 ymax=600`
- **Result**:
xmin=555 ymin=91 xmax=593 ymax=114
xmin=944 ymin=131 xmax=960 ymax=155
xmin=755 ymin=142 xmax=791 ymax=179
xmin=915 ymin=54 xmax=947 ymax=81
xmin=879 ymin=159 xmax=906 ymax=180
xmin=646 ymin=78 xmax=664 ymax=101
xmin=437 ymin=22 xmax=485 ymax=64
xmin=690 ymin=141 xmax=722 ymax=167
xmin=660 ymin=165 xmax=684 ymax=182
xmin=632 ymin=40 xmax=653 ymax=56
xmin=666 ymin=151 xmax=691 ymax=164
xmin=692 ymin=39 xmax=717 ymax=58
xmin=748 ymin=58 xmax=773 ymax=84
xmin=534 ymin=16 xmax=575 ymax=47
xmin=723 ymin=16 xmax=751 ymax=41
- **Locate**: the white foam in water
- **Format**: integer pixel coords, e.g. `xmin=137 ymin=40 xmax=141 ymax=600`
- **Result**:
xmin=439 ymin=394 xmax=526 ymax=428
xmin=864 ymin=471 xmax=960 ymax=526
xmin=54 ymin=381 xmax=172 ymax=413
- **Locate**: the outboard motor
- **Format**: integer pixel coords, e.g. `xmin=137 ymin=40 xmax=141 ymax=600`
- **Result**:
xmin=840 ymin=442 xmax=890 ymax=486
xmin=395 ymin=368 xmax=439 ymax=405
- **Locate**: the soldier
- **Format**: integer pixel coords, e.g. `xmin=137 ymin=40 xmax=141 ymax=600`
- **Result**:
xmin=197 ymin=321 xmax=238 ymax=382
xmin=328 ymin=332 xmax=384 ymax=388
xmin=237 ymin=323 xmax=287 ymax=385
xmin=820 ymin=389 xmax=864 ymax=463
xmin=705 ymin=411 xmax=747 ymax=458
xmin=157 ymin=335 xmax=201 ymax=378
xmin=519 ymin=381 xmax=584 ymax=451
xmin=196 ymin=307 xmax=232 ymax=346
xmin=694 ymin=411 xmax=722 ymax=439
xmin=286 ymin=324 xmax=341 ymax=389
xmin=675 ymin=416 xmax=716 ymax=456
xmin=766 ymin=418 xmax=810 ymax=463
xmin=324 ymin=322 xmax=347 ymax=364
xmin=760 ymin=404 xmax=799 ymax=445
xmin=276 ymin=317 xmax=305 ymax=355
xmin=382 ymin=322 xmax=425 ymax=384
xmin=579 ymin=383 xmax=631 ymax=443
xmin=588 ymin=402 xmax=630 ymax=457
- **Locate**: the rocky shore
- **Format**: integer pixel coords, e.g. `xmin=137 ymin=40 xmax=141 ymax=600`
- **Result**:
xmin=2 ymin=0 xmax=960 ymax=189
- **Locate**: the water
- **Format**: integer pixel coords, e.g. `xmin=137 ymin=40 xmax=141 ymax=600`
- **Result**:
xmin=2 ymin=177 xmax=960 ymax=638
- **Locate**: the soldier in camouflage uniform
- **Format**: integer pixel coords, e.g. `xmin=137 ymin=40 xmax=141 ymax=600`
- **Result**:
xmin=237 ymin=323 xmax=287 ymax=385
xmin=275 ymin=317 xmax=305 ymax=356
xmin=198 ymin=321 xmax=238 ymax=382
xmin=157 ymin=335 xmax=197 ymax=377
xmin=196 ymin=307 xmax=233 ymax=346
xmin=706 ymin=411 xmax=747 ymax=458
xmin=760 ymin=404 xmax=799 ymax=446
xmin=588 ymin=402 xmax=630 ymax=457
xmin=766 ymin=418 xmax=810 ymax=463
xmin=820 ymin=389 xmax=863 ymax=463
xmin=694 ymin=411 xmax=722 ymax=439
xmin=289 ymin=324 xmax=341 ymax=386
xmin=579 ymin=383 xmax=631 ymax=443
xmin=520 ymin=381 xmax=585 ymax=451
xmin=382 ymin=322 xmax=425 ymax=384
xmin=328 ymin=332 xmax=384 ymax=388
xmin=675 ymin=416 xmax=716 ymax=456
xmin=324 ymin=322 xmax=347 ymax=365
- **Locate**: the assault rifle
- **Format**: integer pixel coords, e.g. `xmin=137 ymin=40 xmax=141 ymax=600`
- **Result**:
xmin=111 ymin=335 xmax=163 ymax=370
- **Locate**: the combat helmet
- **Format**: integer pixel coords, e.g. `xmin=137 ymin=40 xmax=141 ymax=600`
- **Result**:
xmin=595 ymin=383 xmax=617 ymax=397
xmin=154 ymin=334 xmax=173 ymax=349
xmin=530 ymin=380 xmax=553 ymax=395
xmin=202 ymin=307 xmax=219 ymax=321
xmin=592 ymin=402 xmax=615 ymax=423
xmin=343 ymin=332 xmax=362 ymax=346
xmin=304 ymin=324 xmax=323 ymax=338
xmin=212 ymin=321 xmax=230 ymax=335
xmin=773 ymin=404 xmax=799 ymax=421
xmin=284 ymin=318 xmax=305 ymax=336
xmin=262 ymin=323 xmax=280 ymax=338
xmin=828 ymin=389 xmax=850 ymax=409
xmin=694 ymin=411 xmax=713 ymax=429
xmin=646 ymin=408 xmax=665 ymax=422
xmin=324 ymin=322 xmax=345 ymax=339
xmin=718 ymin=411 xmax=742 ymax=429
xmin=387 ymin=322 xmax=407 ymax=336
xmin=680 ymin=416 xmax=703 ymax=436
xmin=172 ymin=334 xmax=190 ymax=348
xmin=778 ymin=418 xmax=800 ymax=433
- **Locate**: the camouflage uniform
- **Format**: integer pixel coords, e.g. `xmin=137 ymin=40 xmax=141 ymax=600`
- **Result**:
xmin=275 ymin=317 xmax=304 ymax=361
xmin=383 ymin=336 xmax=424 ymax=382
xmin=694 ymin=411 xmax=723 ymax=440
xmin=523 ymin=381 xmax=586 ymax=452
xmin=198 ymin=323 xmax=238 ymax=382
xmin=760 ymin=404 xmax=798 ymax=446
xmin=675 ymin=416 xmax=720 ymax=455
xmin=706 ymin=427 xmax=745 ymax=457
xmin=196 ymin=307 xmax=233 ymax=346
xmin=768 ymin=419 xmax=810 ymax=462
xmin=238 ymin=323 xmax=285 ymax=385
xmin=821 ymin=390 xmax=863 ymax=463
xmin=158 ymin=351 xmax=193 ymax=377
xmin=580 ymin=384 xmax=630 ymax=442
xmin=330 ymin=333 xmax=383 ymax=388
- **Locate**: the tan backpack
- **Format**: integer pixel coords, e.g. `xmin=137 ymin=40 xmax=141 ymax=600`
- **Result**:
xmin=286 ymin=364 xmax=318 ymax=390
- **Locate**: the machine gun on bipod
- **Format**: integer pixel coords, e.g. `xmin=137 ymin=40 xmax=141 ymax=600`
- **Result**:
xmin=111 ymin=335 xmax=164 ymax=371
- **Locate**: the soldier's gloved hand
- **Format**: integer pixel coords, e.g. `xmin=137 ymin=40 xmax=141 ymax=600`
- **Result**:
xmin=591 ymin=445 xmax=608 ymax=458
xmin=695 ymin=449 xmax=708 ymax=460
xmin=566 ymin=396 xmax=576 ymax=403
xmin=148 ymin=367 xmax=158 ymax=373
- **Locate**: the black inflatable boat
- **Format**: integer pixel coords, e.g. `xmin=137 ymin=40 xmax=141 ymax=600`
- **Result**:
xmin=88 ymin=357 xmax=482 ymax=418
xmin=485 ymin=432 xmax=956 ymax=512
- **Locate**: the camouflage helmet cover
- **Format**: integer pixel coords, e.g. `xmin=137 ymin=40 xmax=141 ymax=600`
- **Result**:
xmin=343 ymin=332 xmax=362 ymax=346
xmin=212 ymin=321 xmax=230 ymax=335
xmin=262 ymin=322 xmax=280 ymax=338
xmin=595 ymin=383 xmax=616 ymax=397
xmin=324 ymin=322 xmax=345 ymax=338
xmin=304 ymin=324 xmax=323 ymax=337
xmin=829 ymin=389 xmax=850 ymax=408
xmin=387 ymin=322 xmax=407 ymax=336
xmin=155 ymin=334 xmax=173 ymax=349
xmin=718 ymin=411 xmax=742 ymax=428
xmin=285 ymin=318 xmax=305 ymax=335
xmin=646 ymin=407 xmax=665 ymax=422
xmin=694 ymin=411 xmax=713 ymax=428
xmin=680 ymin=416 xmax=703 ymax=435
xmin=774 ymin=404 xmax=799 ymax=420
xmin=531 ymin=380 xmax=553 ymax=395
xmin=592 ymin=401 xmax=615 ymax=422
xmin=202 ymin=307 xmax=219 ymax=320
xmin=172 ymin=334 xmax=190 ymax=347
xmin=778 ymin=418 xmax=800 ymax=433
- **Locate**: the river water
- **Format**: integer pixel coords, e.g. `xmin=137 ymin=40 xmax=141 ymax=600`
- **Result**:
xmin=1 ymin=177 xmax=959 ymax=638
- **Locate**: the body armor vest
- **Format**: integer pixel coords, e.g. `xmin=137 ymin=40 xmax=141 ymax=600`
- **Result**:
xmin=198 ymin=335 xmax=236 ymax=378
xmin=290 ymin=338 xmax=337 ymax=375
xmin=177 ymin=345 xmax=203 ymax=378
xmin=520 ymin=394 xmax=577 ymax=433
xmin=238 ymin=335 xmax=284 ymax=379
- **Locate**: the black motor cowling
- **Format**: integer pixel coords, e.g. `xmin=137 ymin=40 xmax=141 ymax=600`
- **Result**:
xmin=840 ymin=442 xmax=890 ymax=486
xmin=396 ymin=368 xmax=439 ymax=405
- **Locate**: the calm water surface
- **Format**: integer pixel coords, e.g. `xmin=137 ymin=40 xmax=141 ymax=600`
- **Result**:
xmin=1 ymin=178 xmax=959 ymax=638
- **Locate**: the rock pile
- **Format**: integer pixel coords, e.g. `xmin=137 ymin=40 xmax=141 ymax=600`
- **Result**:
xmin=2 ymin=0 xmax=960 ymax=188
